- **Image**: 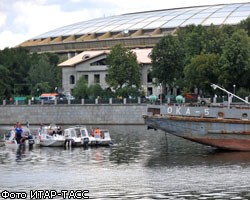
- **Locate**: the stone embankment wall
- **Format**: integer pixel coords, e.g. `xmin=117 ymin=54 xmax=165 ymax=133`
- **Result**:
xmin=0 ymin=104 xmax=147 ymax=126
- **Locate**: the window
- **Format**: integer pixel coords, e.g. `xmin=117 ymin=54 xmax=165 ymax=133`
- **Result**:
xmin=70 ymin=75 xmax=75 ymax=84
xmin=147 ymin=87 xmax=153 ymax=95
xmin=84 ymin=75 xmax=88 ymax=83
xmin=94 ymin=74 xmax=100 ymax=83
xmin=90 ymin=58 xmax=107 ymax=66
xmin=147 ymin=71 xmax=153 ymax=83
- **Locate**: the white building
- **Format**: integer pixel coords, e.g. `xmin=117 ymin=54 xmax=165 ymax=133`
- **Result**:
xmin=58 ymin=48 xmax=159 ymax=96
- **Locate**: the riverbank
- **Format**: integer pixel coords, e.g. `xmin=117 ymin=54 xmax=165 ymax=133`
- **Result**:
xmin=0 ymin=104 xmax=147 ymax=127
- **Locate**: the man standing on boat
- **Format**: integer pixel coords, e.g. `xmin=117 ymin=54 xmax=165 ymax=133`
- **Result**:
xmin=15 ymin=122 xmax=23 ymax=144
xmin=14 ymin=122 xmax=27 ymax=159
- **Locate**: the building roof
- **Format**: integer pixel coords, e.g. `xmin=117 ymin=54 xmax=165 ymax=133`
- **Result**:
xmin=58 ymin=50 xmax=110 ymax=67
xmin=132 ymin=48 xmax=152 ymax=64
xmin=58 ymin=48 xmax=152 ymax=67
xmin=19 ymin=2 xmax=250 ymax=53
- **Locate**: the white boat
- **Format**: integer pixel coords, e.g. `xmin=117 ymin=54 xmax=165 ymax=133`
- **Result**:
xmin=4 ymin=128 xmax=35 ymax=148
xmin=63 ymin=126 xmax=90 ymax=147
xmin=90 ymin=128 xmax=112 ymax=146
xmin=36 ymin=125 xmax=65 ymax=147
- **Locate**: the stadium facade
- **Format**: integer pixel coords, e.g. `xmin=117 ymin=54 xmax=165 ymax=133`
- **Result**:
xmin=19 ymin=2 xmax=250 ymax=96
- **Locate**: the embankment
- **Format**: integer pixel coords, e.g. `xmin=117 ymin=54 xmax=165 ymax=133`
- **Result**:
xmin=0 ymin=104 xmax=147 ymax=126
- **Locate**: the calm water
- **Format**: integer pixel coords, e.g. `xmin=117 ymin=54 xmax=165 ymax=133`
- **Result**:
xmin=1 ymin=125 xmax=250 ymax=199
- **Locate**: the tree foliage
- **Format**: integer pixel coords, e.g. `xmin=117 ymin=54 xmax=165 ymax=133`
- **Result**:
xmin=218 ymin=29 xmax=250 ymax=89
xmin=184 ymin=53 xmax=220 ymax=94
xmin=0 ymin=64 xmax=11 ymax=97
xmin=88 ymin=84 xmax=103 ymax=99
xmin=165 ymin=21 xmax=250 ymax=94
xmin=28 ymin=53 xmax=61 ymax=93
xmin=106 ymin=44 xmax=141 ymax=94
xmin=177 ymin=25 xmax=205 ymax=65
xmin=0 ymin=47 xmax=61 ymax=99
xmin=72 ymin=77 xmax=89 ymax=99
xmin=151 ymin=34 xmax=184 ymax=89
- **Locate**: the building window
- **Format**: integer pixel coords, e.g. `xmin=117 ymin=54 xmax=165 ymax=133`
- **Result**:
xmin=147 ymin=87 xmax=153 ymax=95
xmin=147 ymin=71 xmax=153 ymax=83
xmin=70 ymin=75 xmax=75 ymax=84
xmin=94 ymin=74 xmax=100 ymax=83
xmin=90 ymin=58 xmax=107 ymax=66
xmin=84 ymin=75 xmax=88 ymax=83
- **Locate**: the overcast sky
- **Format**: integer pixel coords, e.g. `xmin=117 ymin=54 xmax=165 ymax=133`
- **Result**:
xmin=0 ymin=0 xmax=249 ymax=50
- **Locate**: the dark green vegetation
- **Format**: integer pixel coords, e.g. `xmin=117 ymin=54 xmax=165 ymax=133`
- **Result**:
xmin=151 ymin=18 xmax=250 ymax=97
xmin=106 ymin=45 xmax=141 ymax=98
xmin=0 ymin=48 xmax=62 ymax=100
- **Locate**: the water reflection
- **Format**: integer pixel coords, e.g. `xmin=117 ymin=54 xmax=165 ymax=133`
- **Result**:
xmin=1 ymin=125 xmax=250 ymax=199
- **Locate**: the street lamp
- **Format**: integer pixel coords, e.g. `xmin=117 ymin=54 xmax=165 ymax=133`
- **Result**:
xmin=211 ymin=83 xmax=250 ymax=107
xmin=159 ymin=83 xmax=162 ymax=105
xmin=233 ymin=84 xmax=236 ymax=102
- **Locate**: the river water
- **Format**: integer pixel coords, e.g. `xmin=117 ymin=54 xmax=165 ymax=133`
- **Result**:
xmin=1 ymin=125 xmax=250 ymax=200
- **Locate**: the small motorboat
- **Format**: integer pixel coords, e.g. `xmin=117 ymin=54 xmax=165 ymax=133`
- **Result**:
xmin=63 ymin=126 xmax=90 ymax=147
xmin=4 ymin=128 xmax=35 ymax=148
xmin=90 ymin=128 xmax=112 ymax=146
xmin=36 ymin=125 xmax=65 ymax=147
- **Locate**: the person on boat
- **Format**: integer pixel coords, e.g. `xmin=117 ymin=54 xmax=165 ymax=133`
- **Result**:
xmin=90 ymin=128 xmax=95 ymax=137
xmin=15 ymin=122 xmax=29 ymax=157
xmin=15 ymin=122 xmax=23 ymax=144
xmin=57 ymin=126 xmax=62 ymax=135
xmin=95 ymin=128 xmax=101 ymax=137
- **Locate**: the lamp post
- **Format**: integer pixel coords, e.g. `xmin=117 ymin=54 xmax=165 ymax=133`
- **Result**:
xmin=211 ymin=83 xmax=250 ymax=107
xmin=233 ymin=84 xmax=236 ymax=102
xmin=159 ymin=83 xmax=162 ymax=105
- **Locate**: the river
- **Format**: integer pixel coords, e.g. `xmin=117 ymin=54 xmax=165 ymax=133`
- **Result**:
xmin=0 ymin=125 xmax=250 ymax=199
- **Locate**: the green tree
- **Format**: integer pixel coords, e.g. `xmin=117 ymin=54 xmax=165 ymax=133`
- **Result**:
xmin=28 ymin=53 xmax=61 ymax=93
xmin=201 ymin=25 xmax=228 ymax=55
xmin=106 ymin=44 xmax=141 ymax=95
xmin=184 ymin=53 xmax=220 ymax=93
xmin=0 ymin=64 xmax=11 ymax=98
xmin=115 ymin=86 xmax=142 ymax=98
xmin=0 ymin=47 xmax=32 ymax=96
xmin=0 ymin=48 xmax=61 ymax=97
xmin=88 ymin=84 xmax=103 ymax=99
xmin=33 ymin=82 xmax=51 ymax=96
xmin=72 ymin=77 xmax=89 ymax=99
xmin=218 ymin=29 xmax=250 ymax=89
xmin=151 ymin=34 xmax=184 ymax=91
xmin=177 ymin=25 xmax=205 ymax=65
xmin=238 ymin=17 xmax=250 ymax=36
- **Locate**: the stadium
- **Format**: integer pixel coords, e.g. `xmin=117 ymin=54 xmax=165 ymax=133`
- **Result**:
xmin=18 ymin=2 xmax=250 ymax=55
xmin=18 ymin=2 xmax=250 ymax=96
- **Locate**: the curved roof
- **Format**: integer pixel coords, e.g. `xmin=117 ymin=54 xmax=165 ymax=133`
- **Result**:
xmin=19 ymin=2 xmax=250 ymax=53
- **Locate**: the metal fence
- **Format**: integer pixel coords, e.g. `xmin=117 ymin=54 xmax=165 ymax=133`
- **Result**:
xmin=1 ymin=96 xmax=249 ymax=106
xmin=1 ymin=97 xmax=148 ymax=106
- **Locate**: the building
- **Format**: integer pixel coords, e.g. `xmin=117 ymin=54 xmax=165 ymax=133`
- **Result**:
xmin=58 ymin=49 xmax=153 ymax=95
xmin=19 ymin=3 xmax=250 ymax=55
xmin=18 ymin=2 xmax=250 ymax=96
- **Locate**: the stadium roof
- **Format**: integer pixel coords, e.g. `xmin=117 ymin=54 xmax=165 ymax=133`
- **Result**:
xmin=19 ymin=2 xmax=250 ymax=53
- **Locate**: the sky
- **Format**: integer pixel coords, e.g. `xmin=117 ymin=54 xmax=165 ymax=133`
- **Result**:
xmin=0 ymin=0 xmax=250 ymax=50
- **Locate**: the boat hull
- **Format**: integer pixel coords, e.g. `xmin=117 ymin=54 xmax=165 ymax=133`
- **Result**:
xmin=39 ymin=140 xmax=65 ymax=147
xmin=144 ymin=105 xmax=250 ymax=151
xmin=5 ymin=139 xmax=36 ymax=148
